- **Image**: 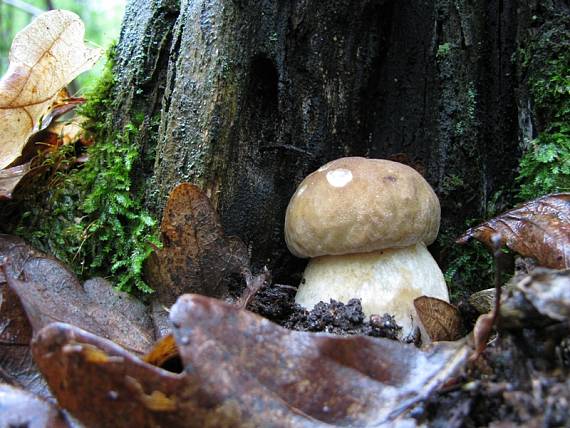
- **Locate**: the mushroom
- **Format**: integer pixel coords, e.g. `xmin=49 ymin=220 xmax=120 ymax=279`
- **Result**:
xmin=284 ymin=157 xmax=449 ymax=338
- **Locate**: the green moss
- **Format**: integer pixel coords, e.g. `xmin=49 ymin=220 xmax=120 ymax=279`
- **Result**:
xmin=517 ymin=126 xmax=570 ymax=199
xmin=76 ymin=43 xmax=119 ymax=128
xmin=436 ymin=42 xmax=452 ymax=59
xmin=440 ymin=174 xmax=465 ymax=195
xmin=517 ymin=13 xmax=570 ymax=199
xmin=439 ymin=189 xmax=514 ymax=301
xmin=5 ymin=45 xmax=160 ymax=294
xmin=439 ymin=225 xmax=494 ymax=302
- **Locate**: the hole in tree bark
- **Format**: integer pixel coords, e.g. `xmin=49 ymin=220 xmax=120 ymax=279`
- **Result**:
xmin=248 ymin=55 xmax=279 ymax=113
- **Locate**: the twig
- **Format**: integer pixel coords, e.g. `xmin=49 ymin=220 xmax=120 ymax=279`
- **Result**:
xmin=471 ymin=233 xmax=504 ymax=361
xmin=236 ymin=267 xmax=271 ymax=309
xmin=2 ymin=0 xmax=44 ymax=16
xmin=272 ymin=283 xmax=297 ymax=291
xmin=491 ymin=234 xmax=503 ymax=324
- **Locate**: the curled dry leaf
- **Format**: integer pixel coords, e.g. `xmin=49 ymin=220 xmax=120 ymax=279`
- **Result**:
xmin=36 ymin=88 xmax=84 ymax=132
xmin=414 ymin=296 xmax=463 ymax=342
xmin=145 ymin=183 xmax=249 ymax=332
xmin=33 ymin=294 xmax=469 ymax=427
xmin=457 ymin=193 xmax=570 ymax=269
xmin=471 ymin=312 xmax=495 ymax=361
xmin=0 ymin=384 xmax=70 ymax=428
xmin=142 ymin=333 xmax=178 ymax=368
xmin=0 ymin=92 xmax=85 ymax=199
xmin=0 ymin=161 xmax=31 ymax=200
xmin=515 ymin=268 xmax=570 ymax=322
xmin=0 ymin=9 xmax=101 ymax=169
xmin=469 ymin=288 xmax=498 ymax=314
xmin=236 ymin=266 xmax=271 ymax=309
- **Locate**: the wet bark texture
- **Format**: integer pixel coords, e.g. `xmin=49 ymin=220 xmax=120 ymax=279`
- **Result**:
xmin=111 ymin=0 xmax=553 ymax=281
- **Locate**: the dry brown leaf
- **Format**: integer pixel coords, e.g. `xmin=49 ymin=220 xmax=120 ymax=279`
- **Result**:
xmin=145 ymin=183 xmax=249 ymax=330
xmin=469 ymin=288 xmax=498 ymax=314
xmin=0 ymin=384 xmax=71 ymax=428
xmin=414 ymin=296 xmax=463 ymax=341
xmin=0 ymin=235 xmax=50 ymax=396
xmin=0 ymin=100 xmax=85 ymax=200
xmin=0 ymin=161 xmax=30 ymax=200
xmin=471 ymin=312 xmax=496 ymax=361
xmin=33 ymin=294 xmax=469 ymax=427
xmin=0 ymin=9 xmax=100 ymax=169
xmin=0 ymin=284 xmax=49 ymax=396
xmin=457 ymin=193 xmax=570 ymax=269
xmin=5 ymin=260 xmax=154 ymax=355
xmin=1 ymin=235 xmax=154 ymax=355
xmin=516 ymin=268 xmax=570 ymax=322
xmin=37 ymin=88 xmax=84 ymax=131
xmin=142 ymin=334 xmax=179 ymax=368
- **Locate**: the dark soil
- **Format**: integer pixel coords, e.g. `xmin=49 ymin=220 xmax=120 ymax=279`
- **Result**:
xmin=413 ymin=334 xmax=570 ymax=427
xmin=242 ymin=282 xmax=402 ymax=339
xmin=235 ymin=268 xmax=570 ymax=427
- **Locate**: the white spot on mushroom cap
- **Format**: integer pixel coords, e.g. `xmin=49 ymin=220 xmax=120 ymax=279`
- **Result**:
xmin=326 ymin=168 xmax=353 ymax=187
xmin=296 ymin=184 xmax=307 ymax=196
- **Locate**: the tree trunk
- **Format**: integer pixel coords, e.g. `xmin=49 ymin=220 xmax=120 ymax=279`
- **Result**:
xmin=109 ymin=0 xmax=561 ymax=280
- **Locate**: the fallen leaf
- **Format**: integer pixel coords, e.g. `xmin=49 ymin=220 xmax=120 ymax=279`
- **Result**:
xmin=142 ymin=334 xmax=179 ymax=368
xmin=145 ymin=183 xmax=249 ymax=330
xmin=6 ymin=261 xmax=154 ymax=355
xmin=33 ymin=294 xmax=469 ymax=427
xmin=468 ymin=288 xmax=497 ymax=314
xmin=457 ymin=193 xmax=570 ymax=269
xmin=0 ymin=162 xmax=31 ymax=200
xmin=515 ymin=268 xmax=570 ymax=322
xmin=1 ymin=238 xmax=154 ymax=355
xmin=83 ymin=277 xmax=153 ymax=335
xmin=0 ymin=88 xmax=86 ymax=199
xmin=471 ymin=312 xmax=495 ymax=361
xmin=37 ymin=88 xmax=84 ymax=131
xmin=0 ymin=235 xmax=51 ymax=396
xmin=0 ymin=384 xmax=71 ymax=428
xmin=414 ymin=296 xmax=463 ymax=341
xmin=0 ymin=284 xmax=50 ymax=397
xmin=236 ymin=266 xmax=271 ymax=309
xmin=0 ymin=9 xmax=100 ymax=169
xmin=45 ymin=120 xmax=85 ymax=147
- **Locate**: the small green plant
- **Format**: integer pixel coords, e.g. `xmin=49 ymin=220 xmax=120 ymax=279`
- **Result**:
xmin=444 ymin=240 xmax=494 ymax=297
xmin=517 ymin=125 xmax=570 ymax=199
xmin=439 ymin=188 xmax=513 ymax=301
xmin=436 ymin=42 xmax=452 ymax=59
xmin=517 ymin=15 xmax=570 ymax=199
xmin=440 ymin=174 xmax=465 ymax=195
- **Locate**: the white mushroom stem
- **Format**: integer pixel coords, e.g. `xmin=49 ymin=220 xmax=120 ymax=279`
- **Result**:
xmin=295 ymin=242 xmax=449 ymax=338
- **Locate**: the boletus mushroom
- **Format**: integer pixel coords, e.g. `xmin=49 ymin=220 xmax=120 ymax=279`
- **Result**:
xmin=284 ymin=157 xmax=449 ymax=338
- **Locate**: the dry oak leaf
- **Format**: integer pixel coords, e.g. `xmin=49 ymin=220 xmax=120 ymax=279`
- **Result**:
xmin=0 ymin=9 xmax=100 ymax=169
xmin=0 ymin=281 xmax=48 ymax=396
xmin=3 ymin=254 xmax=154 ymax=355
xmin=457 ymin=193 xmax=570 ymax=270
xmin=0 ymin=235 xmax=51 ymax=397
xmin=414 ymin=296 xmax=463 ymax=342
xmin=145 ymin=182 xmax=249 ymax=336
xmin=516 ymin=268 xmax=570 ymax=322
xmin=33 ymin=294 xmax=469 ymax=428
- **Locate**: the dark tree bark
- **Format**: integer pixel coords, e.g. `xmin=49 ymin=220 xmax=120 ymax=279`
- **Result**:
xmin=109 ymin=0 xmax=561 ymax=281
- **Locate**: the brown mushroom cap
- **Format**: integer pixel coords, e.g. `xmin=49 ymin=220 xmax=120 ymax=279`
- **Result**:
xmin=284 ymin=157 xmax=440 ymax=258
